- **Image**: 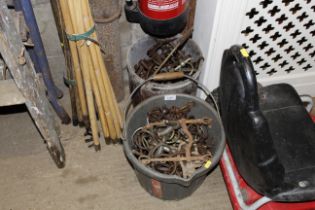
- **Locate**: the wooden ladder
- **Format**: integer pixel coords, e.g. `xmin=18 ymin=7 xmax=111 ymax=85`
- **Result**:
xmin=0 ymin=2 xmax=65 ymax=168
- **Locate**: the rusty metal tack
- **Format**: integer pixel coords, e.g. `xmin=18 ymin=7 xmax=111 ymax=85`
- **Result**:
xmin=147 ymin=101 xmax=196 ymax=122
xmin=175 ymin=58 xmax=192 ymax=71
xmin=132 ymin=102 xmax=213 ymax=178
xmin=134 ymin=30 xmax=202 ymax=80
xmin=141 ymin=154 xmax=211 ymax=165
xmin=143 ymin=118 xmax=212 ymax=130
xmin=179 ymin=118 xmax=193 ymax=158
xmin=153 ymin=28 xmax=193 ymax=75
xmin=17 ymin=47 xmax=26 ymax=65
xmin=157 ymin=126 xmax=174 ymax=137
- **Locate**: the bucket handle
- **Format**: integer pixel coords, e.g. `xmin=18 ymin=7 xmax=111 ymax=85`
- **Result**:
xmin=124 ymin=72 xmax=220 ymax=120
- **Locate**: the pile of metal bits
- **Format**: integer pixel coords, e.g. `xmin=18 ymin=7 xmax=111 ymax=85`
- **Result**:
xmin=147 ymin=101 xmax=195 ymax=122
xmin=132 ymin=102 xmax=213 ymax=179
xmin=134 ymin=30 xmax=203 ymax=80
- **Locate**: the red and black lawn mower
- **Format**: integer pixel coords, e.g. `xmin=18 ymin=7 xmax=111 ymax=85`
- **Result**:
xmin=218 ymin=45 xmax=315 ymax=210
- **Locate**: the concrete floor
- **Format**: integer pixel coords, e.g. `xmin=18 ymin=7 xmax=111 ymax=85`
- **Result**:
xmin=0 ymin=123 xmax=231 ymax=210
xmin=0 ymin=1 xmax=232 ymax=210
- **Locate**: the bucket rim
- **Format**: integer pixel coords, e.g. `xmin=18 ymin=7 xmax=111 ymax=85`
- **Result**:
xmin=123 ymin=93 xmax=226 ymax=186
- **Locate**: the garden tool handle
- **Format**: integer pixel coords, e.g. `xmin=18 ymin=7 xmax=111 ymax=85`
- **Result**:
xmin=152 ymin=72 xmax=185 ymax=81
xmin=124 ymin=75 xmax=220 ymax=121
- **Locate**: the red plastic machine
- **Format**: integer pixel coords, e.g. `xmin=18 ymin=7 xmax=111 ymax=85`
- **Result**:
xmin=125 ymin=0 xmax=189 ymax=37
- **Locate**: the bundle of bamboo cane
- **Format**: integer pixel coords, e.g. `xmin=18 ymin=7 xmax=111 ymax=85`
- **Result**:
xmin=58 ymin=0 xmax=122 ymax=150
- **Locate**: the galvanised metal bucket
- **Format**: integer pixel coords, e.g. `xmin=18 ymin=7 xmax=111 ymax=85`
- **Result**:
xmin=127 ymin=36 xmax=203 ymax=105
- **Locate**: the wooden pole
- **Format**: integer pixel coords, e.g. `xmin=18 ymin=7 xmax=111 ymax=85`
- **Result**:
xmin=81 ymin=0 xmax=122 ymax=139
xmin=67 ymin=0 xmax=100 ymax=149
xmin=58 ymin=0 xmax=123 ymax=144
xmin=87 ymin=54 xmax=110 ymax=140
xmin=80 ymin=0 xmax=117 ymax=140
xmin=82 ymin=0 xmax=122 ymax=131
xmin=51 ymin=0 xmax=81 ymax=125
xmin=59 ymin=0 xmax=89 ymax=126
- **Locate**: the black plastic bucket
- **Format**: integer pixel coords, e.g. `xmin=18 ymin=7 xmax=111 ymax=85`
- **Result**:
xmin=123 ymin=75 xmax=225 ymax=200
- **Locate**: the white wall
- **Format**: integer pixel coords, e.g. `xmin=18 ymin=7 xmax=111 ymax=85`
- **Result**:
xmin=192 ymin=0 xmax=220 ymax=91
xmin=193 ymin=0 xmax=249 ymax=92
xmin=193 ymin=0 xmax=219 ymax=64
xmin=192 ymin=0 xmax=315 ymax=96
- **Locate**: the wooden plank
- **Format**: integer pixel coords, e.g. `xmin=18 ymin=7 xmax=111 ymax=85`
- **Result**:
xmin=0 ymin=79 xmax=25 ymax=106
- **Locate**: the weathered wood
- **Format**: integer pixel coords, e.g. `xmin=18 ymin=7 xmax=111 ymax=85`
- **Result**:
xmin=0 ymin=79 xmax=25 ymax=106
xmin=50 ymin=0 xmax=81 ymax=125
xmin=0 ymin=2 xmax=65 ymax=168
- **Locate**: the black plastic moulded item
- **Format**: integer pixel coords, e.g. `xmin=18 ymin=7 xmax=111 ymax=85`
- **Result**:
xmin=123 ymin=94 xmax=225 ymax=200
xmin=219 ymin=45 xmax=315 ymax=202
xmin=124 ymin=2 xmax=188 ymax=38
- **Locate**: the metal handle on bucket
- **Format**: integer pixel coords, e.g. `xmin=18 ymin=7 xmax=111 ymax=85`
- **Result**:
xmin=124 ymin=72 xmax=220 ymax=120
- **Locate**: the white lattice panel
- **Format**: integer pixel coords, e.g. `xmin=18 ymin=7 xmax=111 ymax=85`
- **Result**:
xmin=239 ymin=0 xmax=315 ymax=78
xmin=194 ymin=0 xmax=315 ymax=95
